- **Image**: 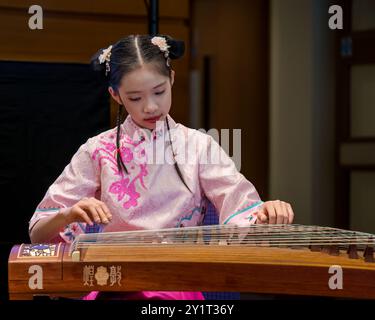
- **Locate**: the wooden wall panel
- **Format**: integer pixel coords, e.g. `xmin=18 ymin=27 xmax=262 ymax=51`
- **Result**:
xmin=192 ymin=0 xmax=269 ymax=197
xmin=0 ymin=0 xmax=190 ymax=126
xmin=0 ymin=0 xmax=189 ymax=18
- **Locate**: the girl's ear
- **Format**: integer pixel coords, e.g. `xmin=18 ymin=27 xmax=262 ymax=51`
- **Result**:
xmin=108 ymin=87 xmax=122 ymax=105
xmin=170 ymin=70 xmax=175 ymax=87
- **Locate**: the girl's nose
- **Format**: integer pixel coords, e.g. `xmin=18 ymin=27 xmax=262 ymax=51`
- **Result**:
xmin=144 ymin=101 xmax=158 ymax=113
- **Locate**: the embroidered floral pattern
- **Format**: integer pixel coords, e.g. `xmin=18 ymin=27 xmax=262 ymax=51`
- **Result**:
xmin=92 ymin=127 xmax=151 ymax=210
xmin=109 ymin=177 xmax=141 ymax=209
xmin=175 ymin=207 xmax=202 ymax=228
xmin=61 ymin=223 xmax=85 ymax=242
xmin=223 ymin=201 xmax=263 ymax=225
xmin=119 ymin=146 xmax=134 ymax=163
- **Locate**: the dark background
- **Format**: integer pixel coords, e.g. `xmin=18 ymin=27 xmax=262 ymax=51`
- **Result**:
xmin=0 ymin=61 xmax=110 ymax=300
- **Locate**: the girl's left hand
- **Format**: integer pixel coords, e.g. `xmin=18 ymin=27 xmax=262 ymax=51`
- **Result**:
xmin=255 ymin=200 xmax=294 ymax=224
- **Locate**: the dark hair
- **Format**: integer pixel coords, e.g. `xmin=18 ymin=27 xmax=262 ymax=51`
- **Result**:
xmin=91 ymin=34 xmax=184 ymax=90
xmin=90 ymin=34 xmax=191 ymax=192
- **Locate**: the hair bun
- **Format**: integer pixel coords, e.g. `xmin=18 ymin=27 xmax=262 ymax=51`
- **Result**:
xmin=163 ymin=36 xmax=185 ymax=60
xmin=169 ymin=39 xmax=185 ymax=59
xmin=90 ymin=48 xmax=107 ymax=73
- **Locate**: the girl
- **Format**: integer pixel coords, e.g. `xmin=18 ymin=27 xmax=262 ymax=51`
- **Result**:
xmin=28 ymin=34 xmax=294 ymax=300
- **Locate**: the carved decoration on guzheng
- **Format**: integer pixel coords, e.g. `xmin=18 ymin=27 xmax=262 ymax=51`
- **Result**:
xmin=83 ymin=265 xmax=95 ymax=286
xmin=18 ymin=243 xmax=60 ymax=258
xmin=109 ymin=266 xmax=122 ymax=286
xmin=8 ymin=225 xmax=375 ymax=299
xmin=95 ymin=266 xmax=109 ymax=286
xmin=83 ymin=265 xmax=122 ymax=287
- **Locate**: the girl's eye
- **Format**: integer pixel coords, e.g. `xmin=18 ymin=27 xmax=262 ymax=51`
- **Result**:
xmin=128 ymin=90 xmax=164 ymax=101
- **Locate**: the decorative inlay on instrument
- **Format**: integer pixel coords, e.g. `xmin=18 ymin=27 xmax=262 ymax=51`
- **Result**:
xmin=8 ymin=224 xmax=375 ymax=299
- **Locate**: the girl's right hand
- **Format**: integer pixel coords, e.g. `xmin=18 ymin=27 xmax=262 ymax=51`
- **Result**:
xmin=63 ymin=197 xmax=112 ymax=226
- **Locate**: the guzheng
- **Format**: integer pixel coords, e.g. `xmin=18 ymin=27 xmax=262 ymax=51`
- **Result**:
xmin=8 ymin=224 xmax=375 ymax=300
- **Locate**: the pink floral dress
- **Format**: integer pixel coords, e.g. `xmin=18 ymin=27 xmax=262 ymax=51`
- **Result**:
xmin=29 ymin=114 xmax=263 ymax=300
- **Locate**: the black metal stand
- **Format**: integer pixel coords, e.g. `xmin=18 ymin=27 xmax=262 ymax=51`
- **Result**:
xmin=148 ymin=0 xmax=159 ymax=35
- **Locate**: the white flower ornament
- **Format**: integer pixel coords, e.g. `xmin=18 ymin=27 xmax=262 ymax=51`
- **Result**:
xmin=151 ymin=36 xmax=171 ymax=66
xmin=98 ymin=45 xmax=113 ymax=76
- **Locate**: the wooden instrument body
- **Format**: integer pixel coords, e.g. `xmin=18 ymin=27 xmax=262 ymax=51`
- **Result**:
xmin=8 ymin=242 xmax=375 ymax=300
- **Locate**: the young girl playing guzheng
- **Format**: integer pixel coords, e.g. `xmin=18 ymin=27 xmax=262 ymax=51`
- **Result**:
xmin=28 ymin=34 xmax=295 ymax=300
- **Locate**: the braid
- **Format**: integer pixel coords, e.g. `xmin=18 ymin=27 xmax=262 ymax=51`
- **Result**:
xmin=166 ymin=117 xmax=192 ymax=194
xmin=116 ymin=104 xmax=128 ymax=175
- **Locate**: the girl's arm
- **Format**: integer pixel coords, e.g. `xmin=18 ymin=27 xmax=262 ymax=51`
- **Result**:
xmin=30 ymin=197 xmax=112 ymax=243
xmin=28 ymin=140 xmax=108 ymax=243
xmin=198 ymin=135 xmax=293 ymax=226
xmin=29 ymin=208 xmax=69 ymax=243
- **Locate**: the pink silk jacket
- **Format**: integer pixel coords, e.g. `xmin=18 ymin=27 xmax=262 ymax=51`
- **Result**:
xmin=29 ymin=114 xmax=263 ymax=242
xmin=28 ymin=114 xmax=263 ymax=300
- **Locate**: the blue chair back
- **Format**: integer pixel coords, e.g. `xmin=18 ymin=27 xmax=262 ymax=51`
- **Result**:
xmin=201 ymin=199 xmax=241 ymax=300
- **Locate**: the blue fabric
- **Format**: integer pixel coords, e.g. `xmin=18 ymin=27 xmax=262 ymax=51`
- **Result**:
xmin=202 ymin=200 xmax=241 ymax=300
xmin=85 ymin=223 xmax=103 ymax=234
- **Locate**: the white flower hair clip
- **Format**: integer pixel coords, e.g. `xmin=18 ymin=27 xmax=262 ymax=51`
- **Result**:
xmin=98 ymin=44 xmax=113 ymax=76
xmin=151 ymin=36 xmax=171 ymax=66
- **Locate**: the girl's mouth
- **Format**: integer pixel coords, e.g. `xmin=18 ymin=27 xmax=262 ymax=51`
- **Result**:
xmin=144 ymin=116 xmax=161 ymax=123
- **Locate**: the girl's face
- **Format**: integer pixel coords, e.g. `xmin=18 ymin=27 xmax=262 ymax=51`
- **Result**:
xmin=109 ymin=65 xmax=174 ymax=130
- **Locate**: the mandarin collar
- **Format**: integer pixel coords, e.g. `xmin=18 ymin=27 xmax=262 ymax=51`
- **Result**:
xmin=121 ymin=114 xmax=177 ymax=143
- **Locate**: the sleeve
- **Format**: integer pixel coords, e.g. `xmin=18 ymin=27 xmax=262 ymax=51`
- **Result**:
xmin=198 ymin=135 xmax=263 ymax=226
xmin=28 ymin=139 xmax=100 ymax=243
